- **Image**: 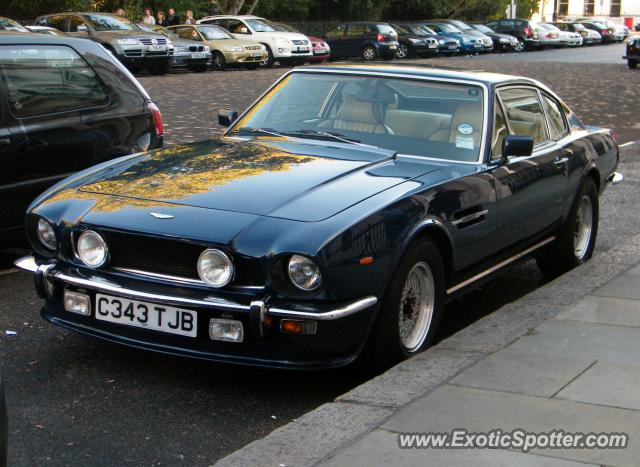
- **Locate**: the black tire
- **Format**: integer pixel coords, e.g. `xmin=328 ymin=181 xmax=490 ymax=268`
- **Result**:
xmin=146 ymin=61 xmax=170 ymax=75
xmin=261 ymin=45 xmax=275 ymax=68
xmin=537 ymin=178 xmax=599 ymax=277
xmin=628 ymin=59 xmax=638 ymax=69
xmin=366 ymin=239 xmax=446 ymax=369
xmin=212 ymin=51 xmax=226 ymax=71
xmin=361 ymin=44 xmax=377 ymax=61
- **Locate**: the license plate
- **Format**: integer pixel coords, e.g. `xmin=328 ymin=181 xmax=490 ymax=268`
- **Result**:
xmin=296 ymin=47 xmax=309 ymax=52
xmin=191 ymin=53 xmax=206 ymax=59
xmin=95 ymin=294 xmax=197 ymax=338
xmin=252 ymin=52 xmax=263 ymax=57
xmin=315 ymin=48 xmax=328 ymax=53
xmin=448 ymin=45 xmax=457 ymax=49
xmin=148 ymin=45 xmax=166 ymax=52
xmin=428 ymin=44 xmax=437 ymax=48
xmin=389 ymin=45 xmax=397 ymax=49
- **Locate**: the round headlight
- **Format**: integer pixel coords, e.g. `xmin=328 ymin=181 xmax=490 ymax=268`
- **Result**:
xmin=37 ymin=218 xmax=57 ymax=251
xmin=288 ymin=255 xmax=322 ymax=291
xmin=197 ymin=249 xmax=234 ymax=288
xmin=77 ymin=230 xmax=108 ymax=268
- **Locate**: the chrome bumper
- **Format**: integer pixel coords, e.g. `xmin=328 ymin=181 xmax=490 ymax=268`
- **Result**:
xmin=14 ymin=256 xmax=377 ymax=321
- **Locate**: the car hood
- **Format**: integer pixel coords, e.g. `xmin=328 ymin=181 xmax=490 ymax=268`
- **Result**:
xmin=77 ymin=137 xmax=443 ymax=222
xmin=251 ymin=31 xmax=309 ymax=42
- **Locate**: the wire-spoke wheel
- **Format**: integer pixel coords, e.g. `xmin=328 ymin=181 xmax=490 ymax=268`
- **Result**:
xmin=398 ymin=262 xmax=435 ymax=352
xmin=537 ymin=178 xmax=598 ymax=277
xmin=366 ymin=239 xmax=445 ymax=369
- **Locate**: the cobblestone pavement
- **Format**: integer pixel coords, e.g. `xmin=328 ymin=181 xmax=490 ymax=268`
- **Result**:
xmin=1 ymin=43 xmax=638 ymax=466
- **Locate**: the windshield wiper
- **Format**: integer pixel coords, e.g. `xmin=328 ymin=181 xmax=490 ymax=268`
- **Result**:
xmin=233 ymin=127 xmax=286 ymax=137
xmin=289 ymin=129 xmax=363 ymax=145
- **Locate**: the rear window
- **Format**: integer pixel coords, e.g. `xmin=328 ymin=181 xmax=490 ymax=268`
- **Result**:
xmin=376 ymin=24 xmax=395 ymax=34
xmin=0 ymin=45 xmax=109 ymax=118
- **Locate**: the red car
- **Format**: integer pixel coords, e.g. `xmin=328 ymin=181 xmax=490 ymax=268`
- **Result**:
xmin=276 ymin=23 xmax=330 ymax=63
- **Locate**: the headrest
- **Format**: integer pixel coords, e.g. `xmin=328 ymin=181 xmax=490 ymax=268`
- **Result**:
xmin=336 ymin=95 xmax=379 ymax=124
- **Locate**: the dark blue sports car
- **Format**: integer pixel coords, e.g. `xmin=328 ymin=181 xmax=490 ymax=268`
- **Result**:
xmin=17 ymin=65 xmax=622 ymax=369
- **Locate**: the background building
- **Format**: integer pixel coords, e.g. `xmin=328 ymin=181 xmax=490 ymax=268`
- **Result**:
xmin=538 ymin=0 xmax=640 ymax=24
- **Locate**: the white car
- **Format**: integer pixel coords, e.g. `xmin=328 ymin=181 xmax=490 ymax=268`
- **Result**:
xmin=197 ymin=15 xmax=312 ymax=67
xmin=558 ymin=30 xmax=583 ymax=47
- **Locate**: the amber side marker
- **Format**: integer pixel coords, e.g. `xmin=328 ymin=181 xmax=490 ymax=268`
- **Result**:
xmin=280 ymin=319 xmax=317 ymax=335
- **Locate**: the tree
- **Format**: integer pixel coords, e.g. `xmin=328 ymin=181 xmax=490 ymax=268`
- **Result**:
xmin=217 ymin=0 xmax=260 ymax=14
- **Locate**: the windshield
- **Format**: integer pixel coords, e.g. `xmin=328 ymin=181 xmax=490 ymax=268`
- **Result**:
xmin=572 ymin=23 xmax=586 ymax=30
xmin=230 ymin=73 xmax=485 ymax=163
xmin=391 ymin=24 xmax=410 ymax=35
xmin=276 ymin=23 xmax=298 ymax=33
xmin=84 ymin=14 xmax=135 ymax=31
xmin=435 ymin=23 xmax=462 ymax=33
xmin=449 ymin=20 xmax=472 ymax=31
xmin=200 ymin=25 xmax=233 ymax=40
xmin=0 ymin=17 xmax=28 ymax=32
xmin=245 ymin=18 xmax=277 ymax=32
xmin=417 ymin=25 xmax=437 ymax=35
xmin=473 ymin=24 xmax=492 ymax=33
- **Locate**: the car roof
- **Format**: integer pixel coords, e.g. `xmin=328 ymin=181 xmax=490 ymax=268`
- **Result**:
xmin=0 ymin=31 xmax=98 ymax=46
xmin=299 ymin=64 xmax=540 ymax=87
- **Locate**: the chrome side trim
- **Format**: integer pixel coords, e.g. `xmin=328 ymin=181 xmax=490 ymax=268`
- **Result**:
xmin=446 ymin=237 xmax=556 ymax=295
xmin=112 ymin=267 xmax=266 ymax=291
xmin=267 ymin=296 xmax=378 ymax=321
xmin=451 ymin=210 xmax=489 ymax=227
xmin=607 ymin=172 xmax=623 ymax=185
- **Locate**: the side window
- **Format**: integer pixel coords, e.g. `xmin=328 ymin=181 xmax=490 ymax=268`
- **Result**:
xmin=69 ymin=16 xmax=88 ymax=33
xmin=348 ymin=24 xmax=367 ymax=36
xmin=46 ymin=15 xmax=68 ymax=32
xmin=499 ymin=88 xmax=549 ymax=145
xmin=227 ymin=19 xmax=249 ymax=34
xmin=174 ymin=27 xmax=194 ymax=40
xmin=540 ymin=93 xmax=568 ymax=140
xmin=426 ymin=24 xmax=441 ymax=33
xmin=491 ymin=97 xmax=509 ymax=159
xmin=326 ymin=24 xmax=346 ymax=38
xmin=0 ymin=45 xmax=109 ymax=118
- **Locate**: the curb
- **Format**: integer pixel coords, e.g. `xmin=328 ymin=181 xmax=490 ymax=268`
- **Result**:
xmin=213 ymin=233 xmax=640 ymax=467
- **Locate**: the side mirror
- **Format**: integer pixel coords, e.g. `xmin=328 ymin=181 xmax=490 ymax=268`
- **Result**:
xmin=218 ymin=109 xmax=238 ymax=127
xmin=502 ymin=135 xmax=533 ymax=160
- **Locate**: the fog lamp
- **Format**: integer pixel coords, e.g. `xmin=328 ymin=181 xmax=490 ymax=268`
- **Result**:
xmin=64 ymin=291 xmax=91 ymax=316
xmin=209 ymin=318 xmax=244 ymax=343
xmin=280 ymin=319 xmax=317 ymax=335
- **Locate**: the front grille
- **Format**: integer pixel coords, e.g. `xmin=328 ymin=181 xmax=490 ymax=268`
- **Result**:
xmin=124 ymin=49 xmax=143 ymax=57
xmin=102 ymin=231 xmax=264 ymax=287
xmin=245 ymin=45 xmax=262 ymax=51
xmin=140 ymin=37 xmax=167 ymax=45
xmin=291 ymin=39 xmax=308 ymax=45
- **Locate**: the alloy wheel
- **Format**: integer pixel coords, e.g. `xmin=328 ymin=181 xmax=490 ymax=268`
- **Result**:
xmin=397 ymin=44 xmax=408 ymax=58
xmin=574 ymin=195 xmax=594 ymax=261
xmin=398 ymin=261 xmax=435 ymax=353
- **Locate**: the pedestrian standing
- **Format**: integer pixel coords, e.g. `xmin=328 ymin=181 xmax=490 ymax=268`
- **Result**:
xmin=166 ymin=8 xmax=180 ymax=26
xmin=157 ymin=11 xmax=167 ymax=27
xmin=184 ymin=10 xmax=196 ymax=25
xmin=142 ymin=8 xmax=155 ymax=25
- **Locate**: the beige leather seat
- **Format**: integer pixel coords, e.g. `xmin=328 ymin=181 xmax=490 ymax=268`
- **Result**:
xmin=320 ymin=95 xmax=387 ymax=134
xmin=430 ymin=103 xmax=483 ymax=147
xmin=384 ymin=110 xmax=451 ymax=139
xmin=507 ymin=108 xmax=546 ymax=143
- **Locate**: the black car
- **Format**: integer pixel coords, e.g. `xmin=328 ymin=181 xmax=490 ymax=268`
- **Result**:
xmin=389 ymin=23 xmax=438 ymax=58
xmin=577 ymin=20 xmax=617 ymax=43
xmin=470 ymin=23 xmax=519 ymax=52
xmin=0 ymin=33 xmax=163 ymax=242
xmin=486 ymin=19 xmax=540 ymax=51
xmin=397 ymin=23 xmax=459 ymax=55
xmin=16 ymin=65 xmax=621 ymax=370
xmin=325 ymin=22 xmax=398 ymax=61
xmin=34 ymin=12 xmax=173 ymax=74
xmin=624 ymin=36 xmax=640 ymax=69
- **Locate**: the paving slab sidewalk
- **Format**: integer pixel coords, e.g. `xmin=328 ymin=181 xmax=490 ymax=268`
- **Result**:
xmin=214 ymin=234 xmax=640 ymax=467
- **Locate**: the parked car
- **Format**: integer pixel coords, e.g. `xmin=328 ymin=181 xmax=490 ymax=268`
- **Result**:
xmin=137 ymin=24 xmax=211 ymax=72
xmin=431 ymin=19 xmax=493 ymax=52
xmin=0 ymin=373 xmax=5 ymax=467
xmin=389 ymin=23 xmax=439 ymax=58
xmin=398 ymin=23 xmax=460 ymax=55
xmin=421 ymin=21 xmax=484 ymax=54
xmin=552 ymin=22 xmax=600 ymax=45
xmin=25 ymin=25 xmax=66 ymax=36
xmin=168 ymin=24 xmax=267 ymax=70
xmin=485 ymin=18 xmax=540 ymax=51
xmin=324 ymin=22 xmax=398 ymax=61
xmin=34 ymin=12 xmax=173 ymax=74
xmin=0 ymin=17 xmax=27 ymax=32
xmin=537 ymin=23 xmax=562 ymax=47
xmin=624 ymin=36 xmax=640 ymax=69
xmin=0 ymin=33 xmax=163 ymax=240
xmin=197 ymin=15 xmax=311 ymax=67
xmin=16 ymin=64 xmax=621 ymax=370
xmin=275 ymin=23 xmax=330 ymax=63
xmin=469 ymin=23 xmax=519 ymax=52
xmin=576 ymin=20 xmax=616 ymax=43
